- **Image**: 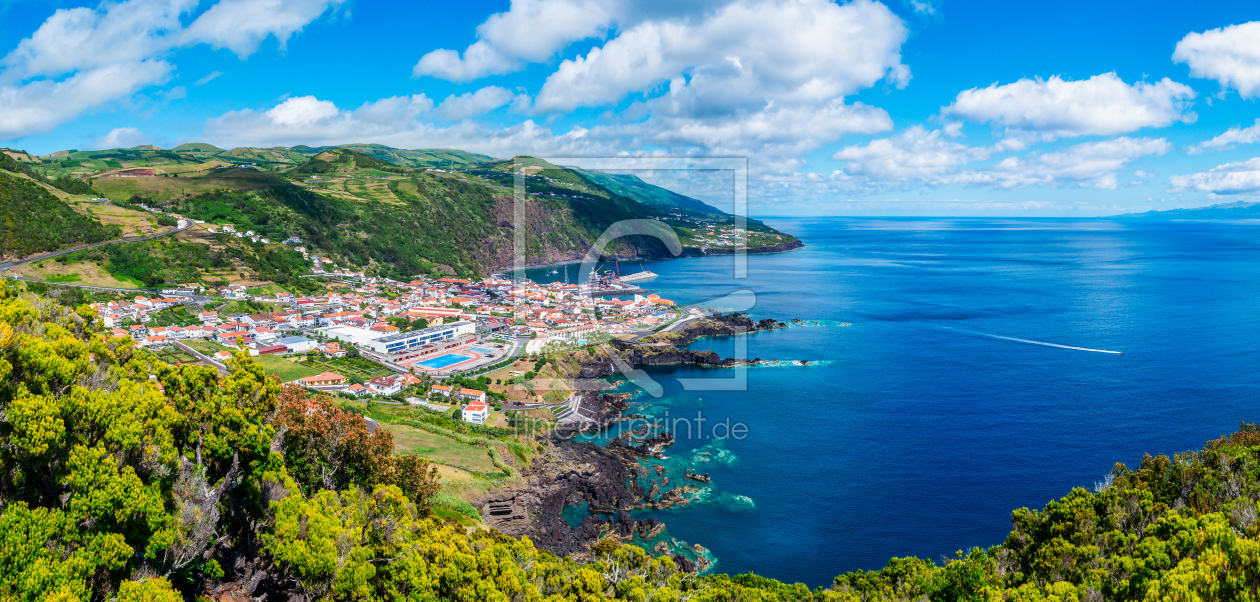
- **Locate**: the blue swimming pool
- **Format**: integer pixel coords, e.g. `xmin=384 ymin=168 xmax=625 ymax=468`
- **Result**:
xmin=471 ymin=347 xmax=495 ymax=353
xmin=416 ymin=353 xmax=471 ymax=369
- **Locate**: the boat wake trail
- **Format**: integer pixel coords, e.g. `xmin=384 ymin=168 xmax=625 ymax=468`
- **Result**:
xmin=942 ymin=326 xmax=1124 ymax=355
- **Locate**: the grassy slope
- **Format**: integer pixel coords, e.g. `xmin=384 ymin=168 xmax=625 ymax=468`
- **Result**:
xmin=93 ymin=166 xmax=290 ymax=203
xmin=340 ymin=144 xmax=492 ymax=169
xmin=577 ymin=170 xmax=727 ymax=215
xmin=386 ymin=422 xmax=500 ymax=474
xmin=0 ymin=157 xmax=122 ymax=258
xmin=10 ymin=258 xmax=141 ymax=289
xmin=69 ymin=200 xmax=163 ymax=236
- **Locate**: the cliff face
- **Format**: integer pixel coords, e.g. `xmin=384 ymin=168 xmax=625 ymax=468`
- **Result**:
xmin=568 ymin=345 xmax=730 ymax=381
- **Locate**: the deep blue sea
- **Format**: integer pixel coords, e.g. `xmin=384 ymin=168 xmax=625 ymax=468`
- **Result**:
xmin=524 ymin=217 xmax=1260 ymax=587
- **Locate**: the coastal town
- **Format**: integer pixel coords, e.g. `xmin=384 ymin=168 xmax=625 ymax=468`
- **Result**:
xmin=86 ymin=266 xmax=692 ymax=419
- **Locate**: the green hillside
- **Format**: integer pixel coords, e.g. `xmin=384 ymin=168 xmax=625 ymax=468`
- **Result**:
xmin=168 ymin=165 xmax=684 ymax=278
xmin=92 ymin=165 xmax=291 ymax=203
xmin=579 ymin=170 xmax=727 ymax=215
xmin=0 ymin=155 xmax=121 ymax=258
xmin=3 ymin=143 xmax=799 ymax=284
xmin=289 ymin=147 xmax=398 ymax=176
xmin=340 ymin=143 xmax=492 ymax=169
xmin=33 ymin=147 xmax=204 ymax=179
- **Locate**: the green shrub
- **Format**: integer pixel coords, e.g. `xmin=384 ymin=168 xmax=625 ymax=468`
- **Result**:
xmin=429 ymin=491 xmax=480 ymax=520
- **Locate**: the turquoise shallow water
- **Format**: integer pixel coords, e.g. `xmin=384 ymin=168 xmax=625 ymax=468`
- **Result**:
xmin=525 ymin=217 xmax=1260 ymax=586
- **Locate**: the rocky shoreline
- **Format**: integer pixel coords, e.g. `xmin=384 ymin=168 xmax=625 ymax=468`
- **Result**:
xmin=565 ymin=312 xmax=792 ymax=381
xmin=475 ymin=393 xmax=709 ymax=570
xmin=475 ymin=312 xmax=799 ymax=571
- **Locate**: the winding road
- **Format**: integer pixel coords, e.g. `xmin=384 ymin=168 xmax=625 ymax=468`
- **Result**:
xmin=172 ymin=340 xmax=228 ymax=375
xmin=0 ymin=222 xmax=190 ymax=290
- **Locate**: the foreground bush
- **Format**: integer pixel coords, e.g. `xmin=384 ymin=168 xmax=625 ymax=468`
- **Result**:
xmin=0 ymin=281 xmax=1257 ymax=601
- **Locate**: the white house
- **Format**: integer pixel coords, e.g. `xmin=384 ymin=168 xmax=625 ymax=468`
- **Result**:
xmin=458 ymin=388 xmax=487 ymax=403
xmin=462 ymin=401 xmax=489 ymax=424
xmin=430 ymin=384 xmax=452 ymax=397
xmin=368 ymin=376 xmax=402 ymax=396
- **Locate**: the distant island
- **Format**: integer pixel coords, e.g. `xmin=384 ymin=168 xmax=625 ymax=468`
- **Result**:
xmin=1115 ymin=200 xmax=1260 ymax=220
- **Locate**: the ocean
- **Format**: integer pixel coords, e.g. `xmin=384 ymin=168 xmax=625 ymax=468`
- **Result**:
xmin=523 ymin=217 xmax=1260 ymax=587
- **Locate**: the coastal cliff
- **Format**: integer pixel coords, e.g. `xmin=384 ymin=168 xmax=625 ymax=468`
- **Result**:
xmin=474 ymin=392 xmax=706 ymax=566
xmin=554 ymin=312 xmax=790 ymax=381
xmin=504 ymin=238 xmax=806 ymax=272
xmin=679 ymin=238 xmax=805 ymax=257
xmin=473 ymin=312 xmax=794 ymax=562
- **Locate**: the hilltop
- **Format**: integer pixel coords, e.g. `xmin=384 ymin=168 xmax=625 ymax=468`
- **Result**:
xmin=0 ymin=143 xmax=800 ymax=289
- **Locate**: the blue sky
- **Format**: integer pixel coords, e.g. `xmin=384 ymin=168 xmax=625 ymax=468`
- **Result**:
xmin=1 ymin=0 xmax=1259 ymax=216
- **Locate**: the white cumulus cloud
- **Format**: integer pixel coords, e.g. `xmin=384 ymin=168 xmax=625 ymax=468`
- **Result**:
xmin=832 ymin=126 xmax=1007 ymax=183
xmin=413 ymin=0 xmax=615 ymax=81
xmin=988 ymin=137 xmax=1170 ymax=189
xmin=1173 ymin=21 xmax=1260 ymax=98
xmin=0 ymin=0 xmax=192 ymax=82
xmin=942 ymin=73 xmax=1196 ymax=140
xmin=0 ymin=59 xmax=172 ymax=140
xmin=833 ymin=130 xmax=1167 ymax=190
xmin=264 ymin=95 xmax=342 ymax=126
xmin=94 ymin=126 xmax=152 ymax=149
xmin=534 ymin=0 xmax=910 ymax=113
xmin=625 ymin=97 xmax=893 ymax=172
xmin=0 ymin=0 xmax=343 ymax=141
xmin=409 ymin=0 xmax=910 ymax=171
xmin=433 ymin=86 xmax=522 ymax=120
xmin=1187 ymin=118 xmax=1260 ymax=154
xmin=182 ymin=0 xmax=346 ymax=58
xmin=1169 ymin=158 xmax=1260 ymax=195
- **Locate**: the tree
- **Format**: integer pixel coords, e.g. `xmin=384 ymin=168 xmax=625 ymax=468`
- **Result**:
xmin=273 ymin=387 xmax=439 ymax=509
xmin=273 ymin=387 xmax=392 ymax=494
xmin=383 ymin=455 xmax=440 ymax=508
